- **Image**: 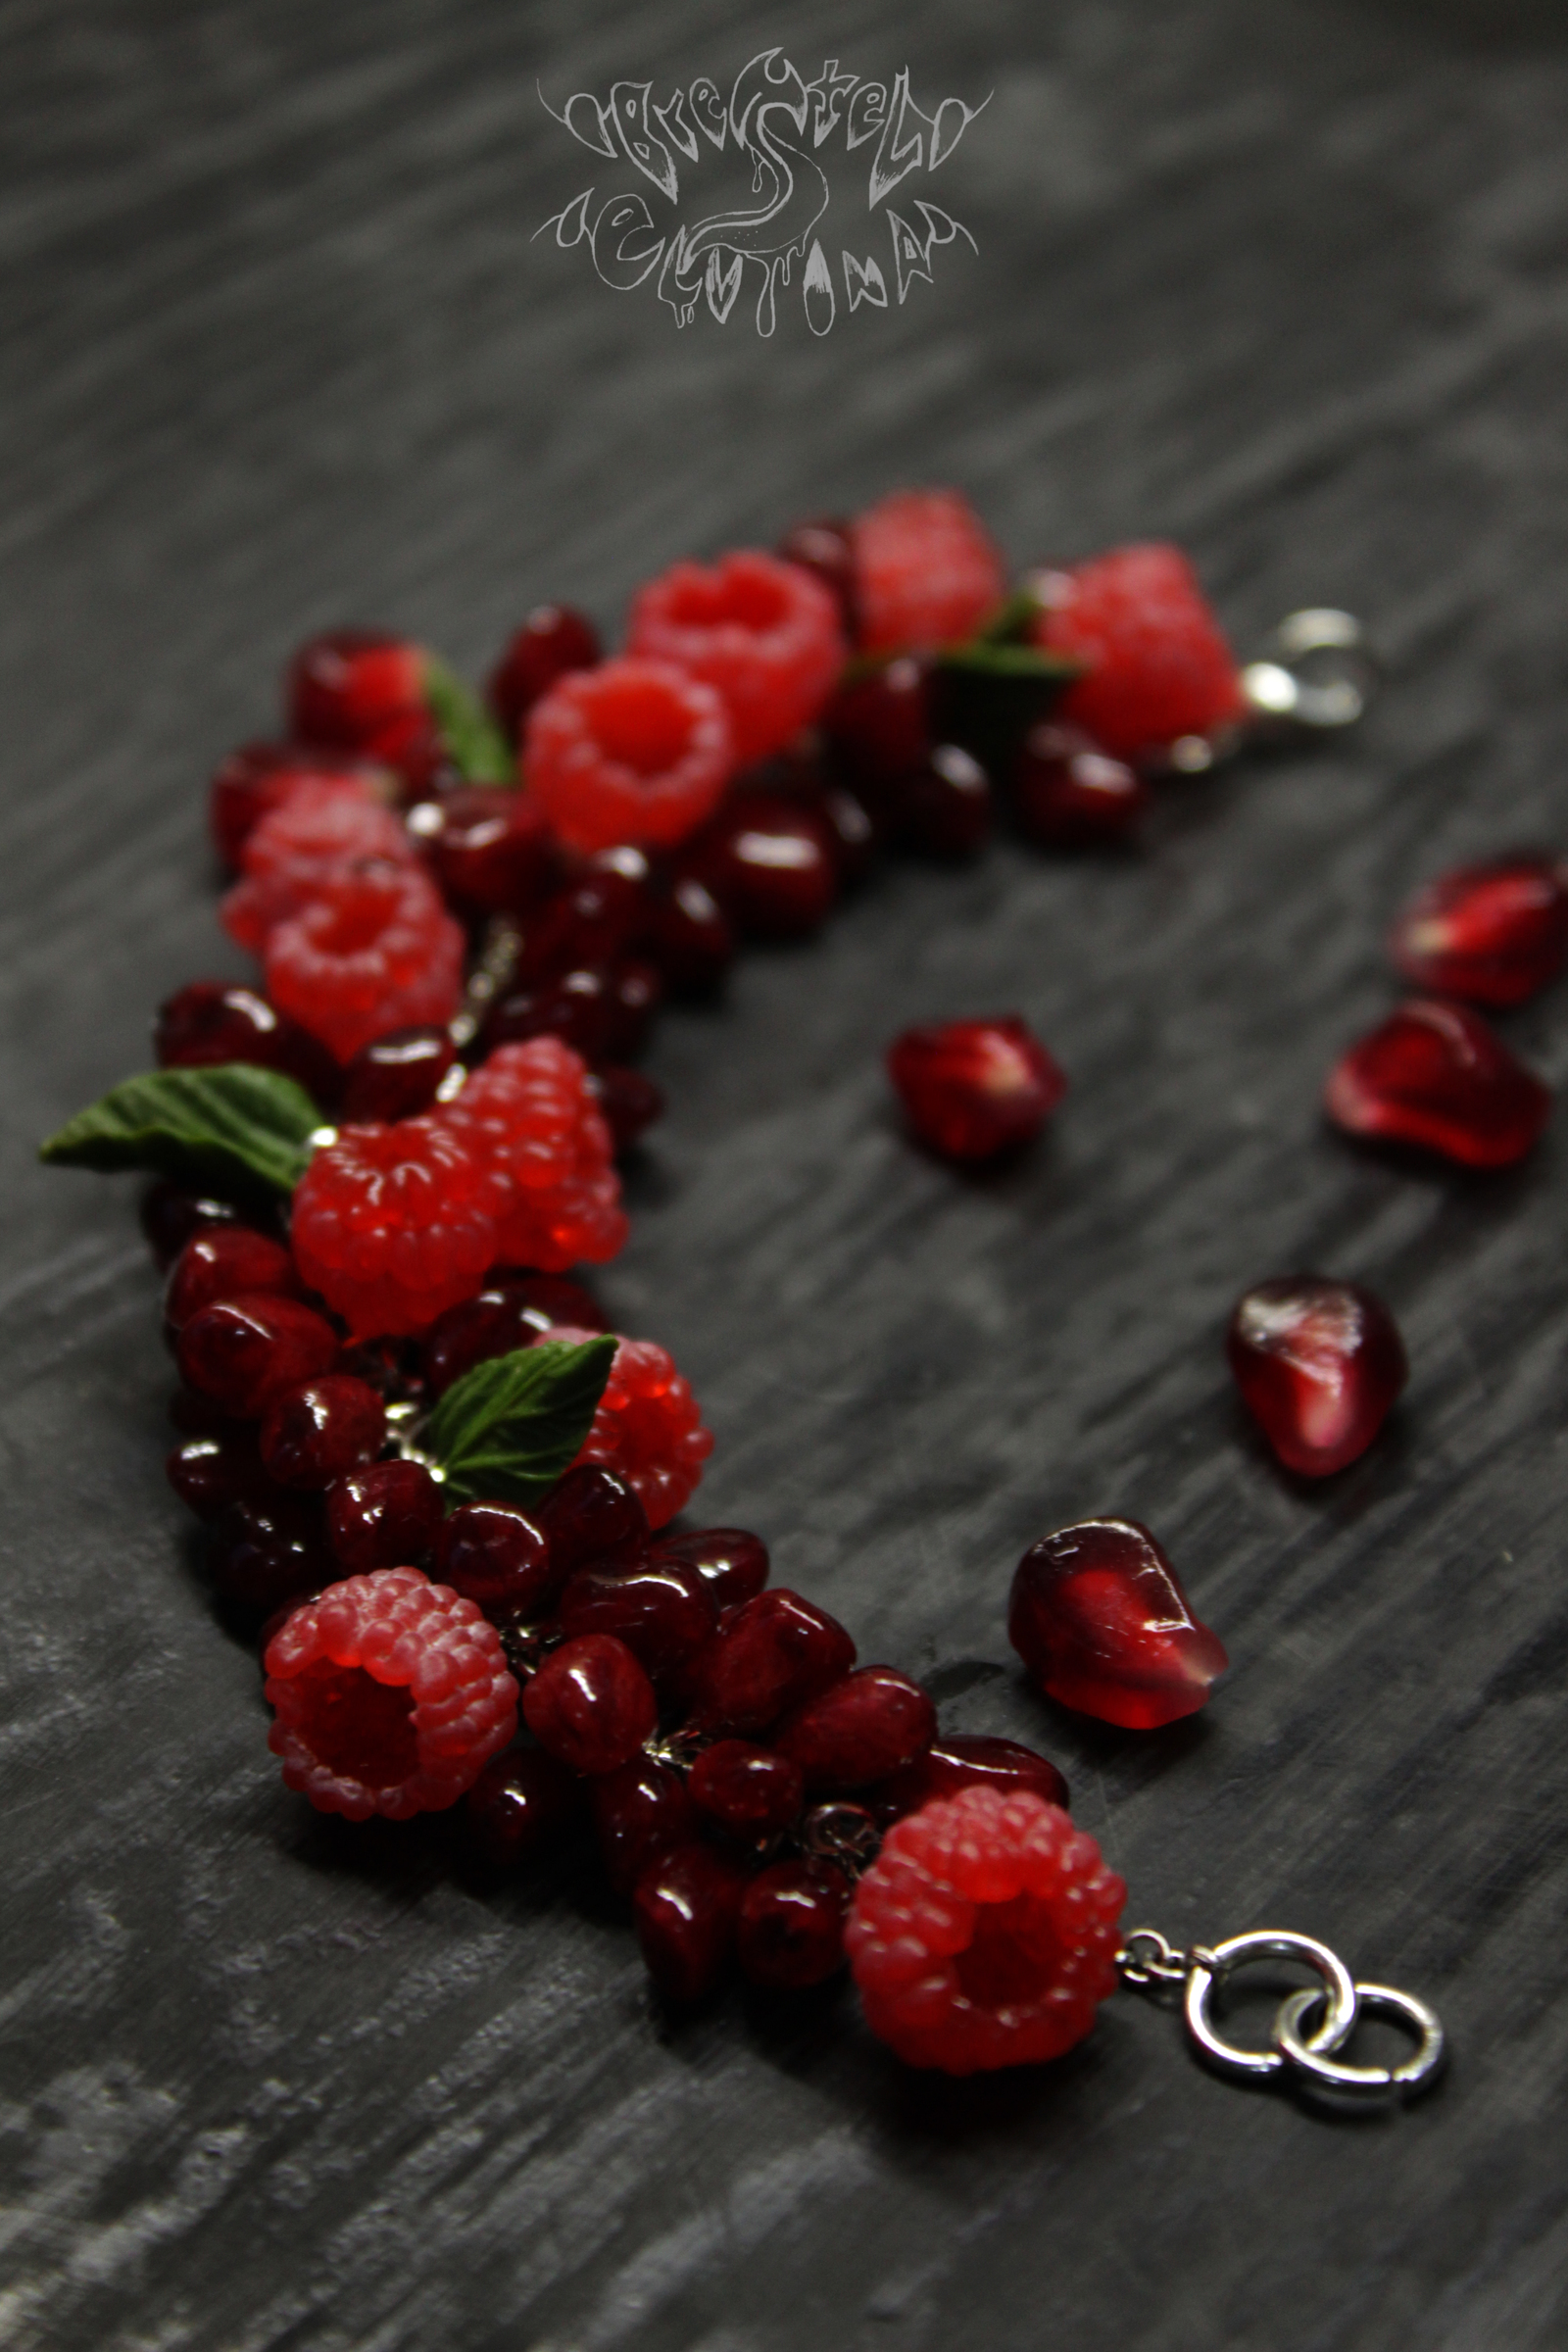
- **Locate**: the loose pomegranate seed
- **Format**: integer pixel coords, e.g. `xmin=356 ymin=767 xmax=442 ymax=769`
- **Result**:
xmin=411 ymin=787 xmax=556 ymax=916
xmin=875 ymin=1733 xmax=1069 ymax=1824
xmin=774 ymin=1665 xmax=935 ymax=1790
xmin=633 ymin=1843 xmax=747 ymax=2002
xmin=433 ymin=1499 xmax=558 ymax=1618
xmin=889 ymin=744 xmax=993 ymax=859
xmin=737 ymin=1860 xmax=850 ymax=1988
xmin=1390 ymin=855 xmax=1568 ymax=1006
xmin=535 ymin=1466 xmax=650 ymax=1579
xmin=1228 ymin=1276 xmax=1408 ymax=1478
xmin=1008 ymin=1517 xmax=1229 ymax=1730
xmin=649 ymin=1526 xmax=769 ymax=1611
xmin=465 ymin=1744 xmax=585 ymax=1865
xmin=822 ymin=656 xmax=933 ymax=789
xmin=777 ymin=515 xmax=858 ymax=632
xmin=888 ymin=1016 xmax=1067 ymax=1161
xmin=558 ymin=1558 xmax=717 ymax=1684
xmin=167 ymin=1432 xmax=277 ymax=1522
xmin=592 ymin=1757 xmax=700 ymax=1895
xmin=154 ymin=980 xmax=337 ymax=1100
xmin=339 ymin=1026 xmax=457 ymax=1124
xmin=1324 ymin=998 xmax=1552 ymax=1168
xmin=1012 ymin=724 xmax=1148 ymax=846
xmin=140 ymin=1182 xmax=247 ymax=1272
xmin=259 ymin=1376 xmax=387 ymax=1491
xmin=687 ymin=793 xmax=839 ymax=940
xmin=165 ymin=1229 xmax=301 ymax=1334
xmin=177 ymin=1294 xmax=338 ymax=1420
xmin=687 ymin=1589 xmax=857 ymax=1735
xmin=643 ymin=875 xmax=737 ymax=994
xmin=521 ymin=1633 xmax=658 ymax=1774
xmin=590 ymin=1066 xmax=665 ymax=1152
xmin=326 ymin=1459 xmax=444 ymax=1571
xmin=688 ymin=1740 xmax=805 ymax=1838
xmin=208 ymin=1494 xmax=331 ymax=1610
xmin=488 ymin=604 xmax=602 ymax=742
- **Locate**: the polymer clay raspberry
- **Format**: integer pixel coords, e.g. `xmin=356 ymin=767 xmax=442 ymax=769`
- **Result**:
xmin=437 ymin=1039 xmax=628 ymax=1272
xmin=290 ymin=1116 xmax=499 ymax=1337
xmin=209 ymin=742 xmax=392 ymax=871
xmin=264 ymin=1567 xmax=517 ymax=1820
xmin=850 ymin=489 xmax=1006 ymax=656
xmin=523 ymin=657 xmax=733 ymax=854
xmin=847 ymin=1785 xmax=1126 ymax=2073
xmin=553 ymin=1329 xmax=713 ymax=1529
xmin=1033 ymin=543 xmax=1246 ymax=762
xmin=626 ymin=548 xmax=846 ymax=766
xmin=221 ymin=780 xmax=418 ymax=953
xmin=262 ymin=859 xmax=466 ymax=1064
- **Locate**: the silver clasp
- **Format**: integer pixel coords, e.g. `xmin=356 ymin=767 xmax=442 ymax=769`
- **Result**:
xmin=1240 ymin=608 xmax=1381 ymax=734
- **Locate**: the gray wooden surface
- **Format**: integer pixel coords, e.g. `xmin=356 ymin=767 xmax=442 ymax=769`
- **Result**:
xmin=6 ymin=2 xmax=1568 ymax=2345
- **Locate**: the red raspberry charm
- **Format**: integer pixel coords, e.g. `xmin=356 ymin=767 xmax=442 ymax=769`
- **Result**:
xmin=847 ymin=1786 xmax=1126 ymax=2073
xmin=1325 ymin=998 xmax=1551 ymax=1168
xmin=850 ymin=490 xmax=1006 ymax=656
xmin=627 ymin=549 xmax=846 ymax=766
xmin=262 ymin=860 xmax=466 ymax=1066
xmin=1034 ymin=543 xmax=1246 ymax=763
xmin=1389 ymin=856 xmax=1568 ymax=1006
xmin=888 ymin=1016 xmax=1066 ymax=1161
xmin=264 ymin=1567 xmax=517 ymax=1821
xmin=523 ymin=658 xmax=733 ymax=855
xmin=1228 ymin=1276 xmax=1408 ymax=1478
xmin=438 ymin=1039 xmax=627 ymax=1272
xmin=291 ymin=1117 xmax=499 ymax=1338
xmin=559 ymin=1331 xmax=713 ymax=1529
xmin=209 ymin=742 xmax=392 ymax=871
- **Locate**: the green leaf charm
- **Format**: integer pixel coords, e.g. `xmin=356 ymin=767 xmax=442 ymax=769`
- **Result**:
xmin=424 ymin=659 xmax=514 ymax=786
xmin=38 ymin=1063 xmax=321 ymax=1197
xmin=425 ymin=1336 xmax=617 ymax=1508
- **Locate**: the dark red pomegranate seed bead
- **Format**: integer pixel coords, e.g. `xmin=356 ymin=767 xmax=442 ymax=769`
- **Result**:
xmin=688 ymin=794 xmax=839 ymax=941
xmin=287 ymin=629 xmax=425 ymax=753
xmin=558 ymin=1557 xmax=717 ymax=1684
xmin=1390 ymin=856 xmax=1568 ymax=1006
xmin=1012 ymin=723 xmax=1149 ymax=846
xmin=888 ymin=1016 xmax=1067 ymax=1162
xmin=874 ymin=1733 xmax=1069 ymax=1825
xmin=1008 ymin=1517 xmax=1229 ymax=1730
xmin=517 ymin=869 xmax=650 ymax=986
xmin=522 ymin=1633 xmax=658 ymax=1774
xmin=422 ymin=1284 xmax=548 ymax=1399
xmin=259 ymin=1375 xmax=386 ymax=1491
xmin=1228 ymin=1275 xmax=1408 ymax=1478
xmin=154 ymin=980 xmax=337 ymax=1100
xmin=887 ymin=743 xmax=993 ymax=859
xmin=822 ymin=656 xmax=933 ymax=789
xmin=177 ymin=1294 xmax=338 ymax=1420
xmin=339 ymin=1025 xmax=457 ymax=1124
xmin=774 ymin=1665 xmax=935 ymax=1791
xmin=589 ymin=1066 xmax=665 ymax=1152
xmin=485 ymin=966 xmax=616 ymax=1063
xmin=140 ymin=1182 xmax=246 ymax=1272
xmin=649 ymin=1527 xmax=769 ymax=1612
xmin=208 ymin=1494 xmax=331 ymax=1611
xmin=605 ymin=957 xmax=663 ymax=1060
xmin=167 ymin=1432 xmax=277 ymax=1522
xmin=506 ymin=1274 xmax=608 ymax=1331
xmin=687 ymin=1589 xmax=858 ymax=1736
xmin=465 ymin=1744 xmax=585 ymax=1865
xmin=434 ymin=1498 xmax=558 ymax=1618
xmin=633 ymin=1842 xmax=747 ymax=2002
xmin=1325 ymin=998 xmax=1552 ymax=1169
xmin=812 ymin=782 xmax=878 ymax=885
xmin=644 ymin=875 xmax=737 ymax=994
xmin=777 ymin=516 xmax=858 ymax=633
xmin=208 ymin=741 xmax=387 ymax=870
xmin=165 ymin=1228 xmax=301 ymax=1334
xmin=488 ymin=604 xmax=602 ymax=743
xmin=326 ymin=1459 xmax=444 ymax=1570
xmin=536 ymin=1466 xmax=649 ymax=1578
xmin=737 ymin=1860 xmax=850 ymax=1989
xmin=688 ymin=1740 xmax=805 ymax=1838
xmin=410 ymin=787 xmax=556 ymax=917
xmin=592 ymin=1756 xmax=700 ymax=1895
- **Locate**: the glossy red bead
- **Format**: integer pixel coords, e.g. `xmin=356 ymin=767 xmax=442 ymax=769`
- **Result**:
xmin=592 ymin=1757 xmax=700 ymax=1895
xmin=589 ymin=1066 xmax=664 ymax=1152
xmin=1008 ymin=1517 xmax=1229 ymax=1731
xmin=166 ymin=1432 xmax=277 ymax=1522
xmin=465 ymin=1745 xmax=585 ymax=1865
xmin=1228 ymin=1276 xmax=1408 ymax=1478
xmin=890 ymin=745 xmax=994 ymax=858
xmin=326 ymin=1459 xmax=443 ymax=1570
xmin=822 ymin=656 xmax=933 ymax=788
xmin=165 ymin=1228 xmax=301 ymax=1333
xmin=411 ymin=786 xmax=555 ymax=916
xmin=208 ymin=1494 xmax=330 ymax=1610
xmin=434 ymin=1499 xmax=558 ymax=1618
xmin=888 ymin=1016 xmax=1067 ymax=1161
xmin=517 ymin=868 xmax=650 ymax=986
xmin=421 ymin=1283 xmax=550 ymax=1399
xmin=339 ymin=1025 xmax=457 ymax=1124
xmin=522 ymin=1633 xmax=658 ymax=1775
xmin=558 ymin=1558 xmax=717 ymax=1684
xmin=687 ymin=1589 xmax=858 ymax=1736
xmin=774 ymin=1665 xmax=935 ymax=1790
xmin=154 ymin=979 xmax=337 ymax=1100
xmin=688 ymin=794 xmax=839 ymax=940
xmin=1390 ymin=856 xmax=1568 ymax=1006
xmin=176 ymin=1294 xmax=338 ymax=1420
xmin=488 ymin=604 xmax=602 ymax=742
xmin=874 ymin=1733 xmax=1069 ymax=1823
xmin=259 ymin=1375 xmax=387 ymax=1490
xmin=1012 ymin=723 xmax=1148 ymax=846
xmin=505 ymin=1274 xmax=609 ymax=1330
xmin=485 ymin=966 xmax=617 ymax=1064
xmin=633 ymin=1842 xmax=746 ymax=2002
xmin=644 ymin=875 xmax=737 ymax=994
xmin=736 ymin=1860 xmax=850 ymax=1989
xmin=1325 ymin=998 xmax=1551 ymax=1169
xmin=687 ymin=1740 xmax=805 ymax=1838
xmin=140 ymin=1183 xmax=246 ymax=1272
xmin=776 ymin=516 xmax=858 ymax=632
xmin=649 ymin=1527 xmax=769 ymax=1612
xmin=535 ymin=1466 xmax=649 ymax=1579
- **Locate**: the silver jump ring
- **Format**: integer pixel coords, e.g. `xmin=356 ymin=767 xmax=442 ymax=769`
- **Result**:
xmin=1184 ymin=1931 xmax=1359 ymax=2082
xmin=1273 ymin=1982 xmax=1446 ymax=2103
xmin=1240 ymin=608 xmax=1381 ymax=732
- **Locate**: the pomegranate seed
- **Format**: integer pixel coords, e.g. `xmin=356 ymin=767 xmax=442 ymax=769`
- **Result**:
xmin=1008 ymin=1517 xmax=1229 ymax=1730
xmin=140 ymin=1183 xmax=247 ymax=1272
xmin=1325 ymin=998 xmax=1551 ymax=1168
xmin=259 ymin=1375 xmax=387 ymax=1491
xmin=506 ymin=1273 xmax=608 ymax=1330
xmin=486 ymin=967 xmax=616 ymax=1064
xmin=593 ymin=1757 xmax=700 ymax=1895
xmin=688 ymin=1740 xmax=805 ymax=1838
xmin=1012 ymin=724 xmax=1148 ymax=846
xmin=822 ymin=657 xmax=933 ymax=788
xmin=874 ymin=1733 xmax=1069 ymax=1823
xmin=326 ymin=1459 xmax=443 ymax=1571
xmin=421 ymin=1283 xmax=552 ymax=1398
xmin=606 ymin=958 xmax=663 ymax=1061
xmin=649 ymin=1527 xmax=769 ymax=1612
xmin=737 ymin=1860 xmax=850 ymax=1988
xmin=177 ymin=1294 xmax=338 ymax=1420
xmin=774 ymin=1665 xmax=935 ymax=1790
xmin=154 ymin=980 xmax=337 ymax=1101
xmin=889 ymin=744 xmax=993 ymax=859
xmin=433 ymin=1499 xmax=557 ymax=1618
xmin=1390 ymin=856 xmax=1568 ymax=1006
xmin=687 ymin=793 xmax=839 ymax=940
xmin=1228 ymin=1276 xmax=1408 ymax=1478
xmin=411 ymin=787 xmax=555 ymax=916
xmin=165 ymin=1229 xmax=300 ymax=1333
xmin=208 ymin=1494 xmax=330 ymax=1610
xmin=644 ymin=875 xmax=737 ymax=994
xmin=166 ymin=1432 xmax=277 ymax=1522
xmin=590 ymin=1066 xmax=664 ymax=1152
xmin=339 ymin=1025 xmax=457 ymax=1124
xmin=776 ymin=516 xmax=858 ymax=632
xmin=687 ymin=1589 xmax=858 ymax=1735
xmin=488 ymin=604 xmax=602 ymax=742
xmin=558 ymin=1558 xmax=717 ymax=1684
xmin=522 ymin=1633 xmax=658 ymax=1774
xmin=517 ymin=869 xmax=651 ymax=987
xmin=535 ymin=1466 xmax=649 ymax=1580
xmin=888 ymin=1016 xmax=1066 ymax=1161
xmin=465 ymin=1745 xmax=585 ymax=1865
xmin=633 ymin=1842 xmax=746 ymax=2001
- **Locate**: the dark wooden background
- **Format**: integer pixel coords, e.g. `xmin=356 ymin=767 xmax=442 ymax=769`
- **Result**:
xmin=7 ymin=2 xmax=1568 ymax=2344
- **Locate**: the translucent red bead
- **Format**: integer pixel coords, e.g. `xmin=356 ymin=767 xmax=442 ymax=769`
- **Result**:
xmin=1008 ymin=1517 xmax=1228 ymax=1730
xmin=888 ymin=1016 xmax=1066 ymax=1162
xmin=521 ymin=1633 xmax=658 ymax=1775
xmin=1228 ymin=1276 xmax=1408 ymax=1477
xmin=1325 ymin=998 xmax=1551 ymax=1168
xmin=1390 ymin=856 xmax=1568 ymax=1006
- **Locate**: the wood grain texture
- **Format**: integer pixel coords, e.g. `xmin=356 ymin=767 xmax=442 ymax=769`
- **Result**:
xmin=5 ymin=2 xmax=1568 ymax=2345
